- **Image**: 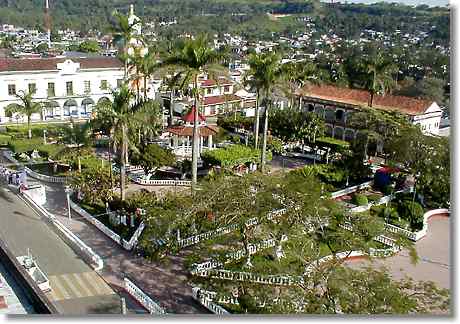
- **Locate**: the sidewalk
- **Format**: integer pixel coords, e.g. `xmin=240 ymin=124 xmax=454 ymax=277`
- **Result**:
xmin=39 ymin=182 xmax=207 ymax=314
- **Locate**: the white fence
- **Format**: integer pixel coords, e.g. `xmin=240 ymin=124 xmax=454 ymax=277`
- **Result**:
xmin=124 ymin=278 xmax=166 ymax=314
xmin=384 ymin=208 xmax=450 ymax=242
xmin=192 ymin=287 xmax=230 ymax=315
xmin=20 ymin=189 xmax=103 ymax=271
xmin=330 ymin=181 xmax=373 ymax=199
xmin=24 ymin=167 xmax=68 ymax=184
xmin=193 ymin=268 xmax=304 ymax=286
xmin=70 ymin=201 xmax=145 ymax=251
xmin=131 ymin=177 xmax=192 ymax=187
xmin=191 ymin=238 xmax=280 ymax=274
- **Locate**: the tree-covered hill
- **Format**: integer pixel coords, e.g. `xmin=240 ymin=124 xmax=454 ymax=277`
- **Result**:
xmin=0 ymin=0 xmax=449 ymax=38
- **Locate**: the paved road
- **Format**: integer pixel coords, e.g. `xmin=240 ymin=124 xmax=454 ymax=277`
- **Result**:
xmin=0 ymin=184 xmax=121 ymax=315
xmin=345 ymin=215 xmax=450 ymax=290
xmin=40 ymin=182 xmax=207 ymax=314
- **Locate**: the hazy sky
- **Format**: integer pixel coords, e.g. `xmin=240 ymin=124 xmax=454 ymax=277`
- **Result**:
xmin=324 ymin=0 xmax=449 ymax=6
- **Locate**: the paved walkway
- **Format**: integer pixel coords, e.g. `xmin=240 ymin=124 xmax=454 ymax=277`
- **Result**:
xmin=345 ymin=215 xmax=451 ymax=290
xmin=39 ymin=182 xmax=207 ymax=314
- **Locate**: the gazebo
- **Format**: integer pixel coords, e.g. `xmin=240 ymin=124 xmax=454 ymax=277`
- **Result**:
xmin=165 ymin=106 xmax=219 ymax=157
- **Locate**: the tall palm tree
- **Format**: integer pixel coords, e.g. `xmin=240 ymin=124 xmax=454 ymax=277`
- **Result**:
xmin=94 ymin=83 xmax=148 ymax=201
xmin=246 ymin=51 xmax=285 ymax=173
xmin=245 ymin=53 xmax=264 ymax=150
xmin=59 ymin=120 xmax=92 ymax=173
xmin=163 ymin=34 xmax=227 ymax=187
xmin=163 ymin=71 xmax=184 ymax=127
xmin=5 ymin=90 xmax=43 ymax=139
xmin=360 ymin=52 xmax=398 ymax=107
xmin=282 ymin=60 xmax=320 ymax=109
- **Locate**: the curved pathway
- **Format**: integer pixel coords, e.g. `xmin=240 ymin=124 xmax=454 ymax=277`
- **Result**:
xmin=345 ymin=215 xmax=450 ymax=290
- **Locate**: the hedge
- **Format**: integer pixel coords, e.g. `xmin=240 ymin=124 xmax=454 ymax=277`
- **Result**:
xmin=201 ymin=144 xmax=270 ymax=168
xmin=8 ymin=139 xmax=65 ymax=158
xmin=352 ymin=194 xmax=369 ymax=206
xmin=0 ymin=134 xmax=11 ymax=145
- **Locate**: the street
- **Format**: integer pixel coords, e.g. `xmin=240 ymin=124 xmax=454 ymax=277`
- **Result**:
xmin=0 ymin=184 xmax=121 ymax=314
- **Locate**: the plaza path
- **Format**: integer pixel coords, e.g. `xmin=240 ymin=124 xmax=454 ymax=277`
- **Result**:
xmin=345 ymin=215 xmax=451 ymax=290
xmin=39 ymin=182 xmax=208 ymax=314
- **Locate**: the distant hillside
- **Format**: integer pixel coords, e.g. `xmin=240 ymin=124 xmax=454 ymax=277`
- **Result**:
xmin=0 ymin=0 xmax=449 ymax=37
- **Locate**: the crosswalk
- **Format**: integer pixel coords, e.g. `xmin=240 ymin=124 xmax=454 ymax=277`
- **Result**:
xmin=46 ymin=272 xmax=115 ymax=302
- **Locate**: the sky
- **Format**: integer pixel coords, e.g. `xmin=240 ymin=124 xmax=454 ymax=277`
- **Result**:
xmin=323 ymin=0 xmax=449 ymax=6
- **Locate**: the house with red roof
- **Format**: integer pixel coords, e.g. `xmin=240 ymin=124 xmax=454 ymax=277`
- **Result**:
xmin=0 ymin=57 xmax=124 ymax=124
xmin=298 ymin=84 xmax=443 ymax=140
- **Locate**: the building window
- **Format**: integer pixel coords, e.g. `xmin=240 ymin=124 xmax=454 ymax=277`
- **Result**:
xmin=8 ymin=84 xmax=16 ymax=96
xmin=336 ymin=109 xmax=344 ymax=121
xmin=308 ymin=103 xmax=315 ymax=112
xmin=207 ymin=88 xmax=212 ymax=95
xmin=66 ymin=81 xmax=73 ymax=96
xmin=47 ymin=83 xmax=55 ymax=97
xmin=117 ymin=79 xmax=123 ymax=88
xmin=84 ymin=81 xmax=91 ymax=94
xmin=100 ymin=80 xmax=108 ymax=90
xmin=224 ymin=86 xmax=230 ymax=93
xmin=28 ymin=83 xmax=36 ymax=94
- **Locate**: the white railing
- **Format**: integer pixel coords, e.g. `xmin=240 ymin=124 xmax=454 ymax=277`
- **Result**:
xmin=192 ymin=287 xmax=230 ymax=315
xmin=20 ymin=189 xmax=103 ymax=271
xmin=384 ymin=208 xmax=450 ymax=242
xmin=131 ymin=176 xmax=192 ymax=187
xmin=191 ymin=238 xmax=280 ymax=274
xmin=330 ymin=181 xmax=373 ymax=199
xmin=24 ymin=166 xmax=68 ymax=184
xmin=193 ymin=268 xmax=304 ymax=286
xmin=124 ymin=278 xmax=166 ymax=314
xmin=178 ymin=209 xmax=286 ymax=249
xmin=70 ymin=201 xmax=145 ymax=251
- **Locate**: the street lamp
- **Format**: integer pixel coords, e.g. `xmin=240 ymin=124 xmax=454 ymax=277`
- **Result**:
xmin=412 ymin=172 xmax=421 ymax=205
xmin=43 ymin=129 xmax=47 ymax=145
xmin=65 ymin=185 xmax=72 ymax=219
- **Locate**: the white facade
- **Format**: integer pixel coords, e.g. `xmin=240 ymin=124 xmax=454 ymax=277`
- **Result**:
xmin=0 ymin=58 xmax=124 ymax=124
xmin=410 ymin=102 xmax=443 ymax=136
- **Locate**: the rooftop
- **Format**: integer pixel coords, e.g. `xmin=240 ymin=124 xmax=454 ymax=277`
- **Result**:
xmin=299 ymin=84 xmax=434 ymax=116
xmin=0 ymin=57 xmax=123 ymax=72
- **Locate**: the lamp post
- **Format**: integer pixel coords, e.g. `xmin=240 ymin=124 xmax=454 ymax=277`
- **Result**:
xmin=412 ymin=172 xmax=421 ymax=205
xmin=43 ymin=129 xmax=47 ymax=145
xmin=65 ymin=185 xmax=72 ymax=219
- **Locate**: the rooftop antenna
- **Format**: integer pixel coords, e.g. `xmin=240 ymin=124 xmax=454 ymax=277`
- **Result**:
xmin=44 ymin=0 xmax=51 ymax=49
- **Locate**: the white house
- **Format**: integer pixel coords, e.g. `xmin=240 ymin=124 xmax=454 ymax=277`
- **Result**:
xmin=0 ymin=56 xmax=124 ymax=124
xmin=298 ymin=84 xmax=443 ymax=138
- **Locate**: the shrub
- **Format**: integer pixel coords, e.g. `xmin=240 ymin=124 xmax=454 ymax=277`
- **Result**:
xmin=0 ymin=133 xmax=11 ymax=145
xmin=399 ymin=201 xmax=424 ymax=230
xmin=352 ymin=194 xmax=369 ymax=206
xmin=367 ymin=193 xmax=382 ymax=202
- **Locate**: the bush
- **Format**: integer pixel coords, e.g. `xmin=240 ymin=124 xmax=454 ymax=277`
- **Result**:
xmin=352 ymin=194 xmax=368 ymax=206
xmin=399 ymin=201 xmax=424 ymax=230
xmin=367 ymin=193 xmax=382 ymax=202
xmin=0 ymin=133 xmax=11 ymax=145
xmin=6 ymin=123 xmax=67 ymax=139
xmin=8 ymin=138 xmax=64 ymax=158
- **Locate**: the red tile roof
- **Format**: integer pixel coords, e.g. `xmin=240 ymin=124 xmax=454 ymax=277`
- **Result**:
xmin=203 ymin=94 xmax=241 ymax=106
xmin=200 ymin=78 xmax=233 ymax=87
xmin=0 ymin=57 xmax=123 ymax=72
xmin=182 ymin=105 xmax=206 ymax=123
xmin=166 ymin=125 xmax=219 ymax=137
xmin=299 ymin=84 xmax=434 ymax=116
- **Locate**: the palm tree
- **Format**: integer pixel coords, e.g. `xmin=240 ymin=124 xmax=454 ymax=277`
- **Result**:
xmin=246 ymin=51 xmax=285 ymax=173
xmin=282 ymin=60 xmax=320 ymax=109
xmin=60 ymin=120 xmax=92 ymax=173
xmin=5 ymin=90 xmax=43 ymax=139
xmin=129 ymin=47 xmax=159 ymax=101
xmin=245 ymin=53 xmax=264 ymax=150
xmin=163 ymin=71 xmax=184 ymax=127
xmin=360 ymin=52 xmax=398 ymax=107
xmin=163 ymin=34 xmax=227 ymax=187
xmin=93 ymin=83 xmax=149 ymax=201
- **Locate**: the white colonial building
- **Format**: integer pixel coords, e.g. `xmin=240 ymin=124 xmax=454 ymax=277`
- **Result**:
xmin=298 ymin=84 xmax=443 ymax=138
xmin=0 ymin=56 xmax=124 ymax=124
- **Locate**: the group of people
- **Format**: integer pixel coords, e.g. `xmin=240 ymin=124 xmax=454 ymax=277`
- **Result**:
xmin=0 ymin=165 xmax=26 ymax=188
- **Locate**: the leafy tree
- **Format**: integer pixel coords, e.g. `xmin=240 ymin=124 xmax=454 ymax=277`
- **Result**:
xmin=78 ymin=40 xmax=101 ymax=53
xmin=35 ymin=43 xmax=49 ymax=54
xmin=131 ymin=143 xmax=175 ymax=177
xmin=5 ymin=90 xmax=43 ymax=139
xmin=163 ymin=34 xmax=227 ymax=187
xmin=71 ymin=166 xmax=114 ymax=206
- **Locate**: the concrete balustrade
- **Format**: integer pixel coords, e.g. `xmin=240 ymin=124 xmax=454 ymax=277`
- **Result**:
xmin=124 ymin=278 xmax=166 ymax=314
